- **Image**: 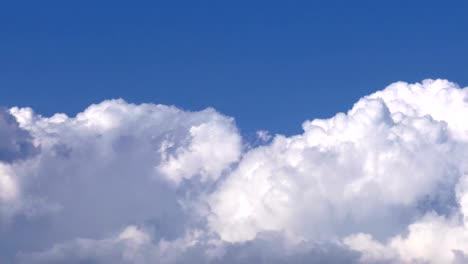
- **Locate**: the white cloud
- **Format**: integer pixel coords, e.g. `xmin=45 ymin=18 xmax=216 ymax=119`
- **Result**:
xmin=0 ymin=99 xmax=242 ymax=263
xmin=344 ymin=213 xmax=468 ymax=263
xmin=256 ymin=130 xmax=272 ymax=142
xmin=208 ymin=79 xmax=468 ymax=261
xmin=157 ymin=120 xmax=242 ymax=184
xmin=208 ymin=98 xmax=460 ymax=243
xmin=1 ymin=79 xmax=468 ymax=263
xmin=0 ymin=164 xmax=20 ymax=220
xmin=0 ymin=109 xmax=38 ymax=163
xmin=345 ymin=173 xmax=468 ymax=263
xmin=18 ymin=227 xmax=360 ymax=264
xmin=0 ymin=164 xmax=18 ymax=202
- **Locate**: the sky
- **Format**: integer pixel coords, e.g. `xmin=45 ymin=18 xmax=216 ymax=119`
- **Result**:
xmin=1 ymin=1 xmax=468 ymax=135
xmin=2 ymin=2 xmax=468 ymax=264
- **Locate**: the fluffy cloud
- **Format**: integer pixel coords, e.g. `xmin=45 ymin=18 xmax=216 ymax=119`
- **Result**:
xmin=0 ymin=109 xmax=38 ymax=163
xmin=1 ymin=79 xmax=468 ymax=263
xmin=17 ymin=226 xmax=361 ymax=264
xmin=0 ymin=100 xmax=242 ymax=263
xmin=208 ymin=79 xmax=468 ymax=263
xmin=0 ymin=109 xmax=39 ymax=221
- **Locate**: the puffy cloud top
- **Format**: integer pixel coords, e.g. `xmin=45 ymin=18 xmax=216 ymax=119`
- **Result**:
xmin=1 ymin=80 xmax=468 ymax=263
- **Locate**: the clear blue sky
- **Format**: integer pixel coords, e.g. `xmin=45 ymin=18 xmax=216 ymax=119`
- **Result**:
xmin=1 ymin=1 xmax=467 ymax=135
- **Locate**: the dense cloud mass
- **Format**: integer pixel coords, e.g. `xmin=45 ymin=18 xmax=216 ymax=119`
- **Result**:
xmin=0 ymin=109 xmax=38 ymax=163
xmin=1 ymin=79 xmax=468 ymax=263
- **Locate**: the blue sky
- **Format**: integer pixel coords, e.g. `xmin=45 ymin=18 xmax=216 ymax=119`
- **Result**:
xmin=1 ymin=1 xmax=467 ymax=135
xmin=3 ymin=3 xmax=468 ymax=263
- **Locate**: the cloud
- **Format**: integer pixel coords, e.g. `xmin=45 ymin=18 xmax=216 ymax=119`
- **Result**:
xmin=345 ymin=172 xmax=468 ymax=263
xmin=209 ymin=86 xmax=461 ymax=244
xmin=1 ymin=79 xmax=468 ymax=263
xmin=0 ymin=100 xmax=241 ymax=263
xmin=17 ymin=227 xmax=361 ymax=264
xmin=0 ymin=109 xmax=39 ymax=221
xmin=256 ymin=130 xmax=272 ymax=142
xmin=208 ymin=79 xmax=468 ymax=262
xmin=0 ymin=109 xmax=38 ymax=163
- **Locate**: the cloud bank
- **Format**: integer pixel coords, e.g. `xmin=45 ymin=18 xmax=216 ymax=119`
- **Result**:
xmin=1 ymin=79 xmax=468 ymax=263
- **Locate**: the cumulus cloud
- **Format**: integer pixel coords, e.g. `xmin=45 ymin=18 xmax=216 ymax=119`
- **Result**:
xmin=18 ymin=227 xmax=360 ymax=264
xmin=209 ymin=98 xmax=458 ymax=242
xmin=208 ymin=79 xmax=468 ymax=263
xmin=1 ymin=79 xmax=468 ymax=263
xmin=0 ymin=100 xmax=241 ymax=263
xmin=0 ymin=109 xmax=38 ymax=163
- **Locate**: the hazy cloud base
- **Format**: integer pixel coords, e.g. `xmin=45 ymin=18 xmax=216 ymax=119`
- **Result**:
xmin=1 ymin=79 xmax=468 ymax=263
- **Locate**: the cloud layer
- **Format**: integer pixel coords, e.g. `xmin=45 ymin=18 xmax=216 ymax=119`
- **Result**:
xmin=1 ymin=79 xmax=468 ymax=263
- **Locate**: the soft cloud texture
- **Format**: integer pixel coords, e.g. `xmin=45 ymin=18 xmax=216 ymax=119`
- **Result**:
xmin=17 ymin=227 xmax=361 ymax=264
xmin=1 ymin=79 xmax=468 ymax=263
xmin=0 ymin=109 xmax=38 ymax=163
xmin=0 ymin=100 xmax=241 ymax=263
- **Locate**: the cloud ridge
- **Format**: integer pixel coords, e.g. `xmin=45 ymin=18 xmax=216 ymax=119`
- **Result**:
xmin=1 ymin=79 xmax=468 ymax=263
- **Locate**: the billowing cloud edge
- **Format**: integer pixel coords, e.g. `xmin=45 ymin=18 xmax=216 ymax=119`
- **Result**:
xmin=1 ymin=79 xmax=468 ymax=263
